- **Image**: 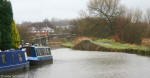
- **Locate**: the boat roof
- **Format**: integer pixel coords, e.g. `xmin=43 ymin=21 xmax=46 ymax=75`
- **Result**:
xmin=22 ymin=46 xmax=50 ymax=48
xmin=0 ymin=50 xmax=24 ymax=53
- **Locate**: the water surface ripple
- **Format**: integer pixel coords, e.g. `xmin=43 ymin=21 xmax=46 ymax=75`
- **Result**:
xmin=17 ymin=48 xmax=150 ymax=78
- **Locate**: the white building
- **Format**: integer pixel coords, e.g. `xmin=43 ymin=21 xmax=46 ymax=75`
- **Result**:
xmin=32 ymin=26 xmax=54 ymax=36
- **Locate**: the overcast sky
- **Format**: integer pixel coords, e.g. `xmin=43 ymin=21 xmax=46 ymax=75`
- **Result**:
xmin=10 ymin=0 xmax=150 ymax=23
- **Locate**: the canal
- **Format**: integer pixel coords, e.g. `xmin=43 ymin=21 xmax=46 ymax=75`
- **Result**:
xmin=16 ymin=48 xmax=150 ymax=78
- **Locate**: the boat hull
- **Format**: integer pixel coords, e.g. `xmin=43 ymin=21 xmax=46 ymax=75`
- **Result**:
xmin=0 ymin=62 xmax=29 ymax=74
xmin=28 ymin=56 xmax=53 ymax=66
xmin=0 ymin=50 xmax=30 ymax=74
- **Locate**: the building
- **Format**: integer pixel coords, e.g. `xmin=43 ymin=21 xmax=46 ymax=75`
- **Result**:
xmin=32 ymin=26 xmax=54 ymax=36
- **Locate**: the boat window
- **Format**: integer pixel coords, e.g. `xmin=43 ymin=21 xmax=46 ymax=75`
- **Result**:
xmin=12 ymin=54 xmax=16 ymax=63
xmin=37 ymin=48 xmax=40 ymax=56
xmin=38 ymin=49 xmax=41 ymax=56
xmin=35 ymin=49 xmax=37 ymax=56
xmin=45 ymin=48 xmax=47 ymax=55
xmin=42 ymin=48 xmax=45 ymax=55
xmin=2 ymin=54 xmax=6 ymax=64
xmin=43 ymin=48 xmax=46 ymax=55
xmin=39 ymin=48 xmax=42 ymax=56
xmin=36 ymin=48 xmax=51 ymax=56
xmin=43 ymin=48 xmax=45 ymax=55
xmin=35 ymin=48 xmax=39 ymax=56
xmin=25 ymin=47 xmax=32 ymax=56
xmin=42 ymin=48 xmax=44 ymax=56
xmin=18 ymin=53 xmax=23 ymax=62
xmin=44 ymin=49 xmax=47 ymax=55
xmin=40 ymin=48 xmax=43 ymax=56
xmin=37 ymin=48 xmax=41 ymax=56
xmin=47 ymin=48 xmax=50 ymax=55
xmin=48 ymin=48 xmax=51 ymax=55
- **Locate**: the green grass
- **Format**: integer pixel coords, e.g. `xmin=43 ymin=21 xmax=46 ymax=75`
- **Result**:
xmin=61 ymin=39 xmax=150 ymax=52
xmin=94 ymin=39 xmax=150 ymax=51
xmin=95 ymin=39 xmax=115 ymax=43
xmin=61 ymin=42 xmax=75 ymax=48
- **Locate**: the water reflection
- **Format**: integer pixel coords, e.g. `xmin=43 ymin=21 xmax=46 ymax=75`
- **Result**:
xmin=16 ymin=48 xmax=150 ymax=78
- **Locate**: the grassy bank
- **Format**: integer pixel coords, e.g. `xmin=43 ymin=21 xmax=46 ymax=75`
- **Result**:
xmin=61 ymin=42 xmax=75 ymax=48
xmin=61 ymin=39 xmax=150 ymax=56
xmin=93 ymin=39 xmax=150 ymax=52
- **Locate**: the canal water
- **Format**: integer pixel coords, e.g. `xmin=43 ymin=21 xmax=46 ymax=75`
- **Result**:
xmin=16 ymin=48 xmax=150 ymax=78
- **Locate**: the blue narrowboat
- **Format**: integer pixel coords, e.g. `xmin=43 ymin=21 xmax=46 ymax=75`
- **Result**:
xmin=21 ymin=46 xmax=53 ymax=65
xmin=0 ymin=50 xmax=29 ymax=74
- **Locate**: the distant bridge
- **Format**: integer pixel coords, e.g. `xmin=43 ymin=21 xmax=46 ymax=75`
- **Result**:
xmin=32 ymin=33 xmax=76 ymax=46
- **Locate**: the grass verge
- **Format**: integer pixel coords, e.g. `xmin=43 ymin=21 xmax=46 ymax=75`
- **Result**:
xmin=61 ymin=42 xmax=75 ymax=48
xmin=93 ymin=39 xmax=150 ymax=51
xmin=61 ymin=39 xmax=150 ymax=56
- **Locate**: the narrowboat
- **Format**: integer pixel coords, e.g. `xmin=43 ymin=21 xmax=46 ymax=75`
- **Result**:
xmin=21 ymin=46 xmax=53 ymax=65
xmin=0 ymin=50 xmax=29 ymax=74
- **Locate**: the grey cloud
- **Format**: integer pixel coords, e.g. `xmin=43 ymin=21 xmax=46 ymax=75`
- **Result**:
xmin=10 ymin=0 xmax=150 ymax=23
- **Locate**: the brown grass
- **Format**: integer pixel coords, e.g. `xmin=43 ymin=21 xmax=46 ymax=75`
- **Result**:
xmin=49 ymin=38 xmax=67 ymax=42
xmin=142 ymin=38 xmax=150 ymax=46
xmin=72 ymin=37 xmax=92 ymax=44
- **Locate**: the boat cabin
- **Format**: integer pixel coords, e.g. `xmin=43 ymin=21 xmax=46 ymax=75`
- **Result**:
xmin=21 ymin=46 xmax=51 ymax=57
xmin=0 ymin=50 xmax=29 ymax=73
xmin=21 ymin=46 xmax=53 ymax=65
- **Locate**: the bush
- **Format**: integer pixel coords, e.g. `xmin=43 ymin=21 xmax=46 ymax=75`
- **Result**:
xmin=0 ymin=0 xmax=13 ymax=50
xmin=11 ymin=21 xmax=20 ymax=49
xmin=114 ymin=17 xmax=147 ymax=44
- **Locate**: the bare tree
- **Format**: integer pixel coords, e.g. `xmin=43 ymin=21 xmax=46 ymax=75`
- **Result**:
xmin=132 ymin=9 xmax=143 ymax=23
xmin=17 ymin=25 xmax=33 ymax=42
xmin=88 ymin=0 xmax=121 ymax=23
xmin=145 ymin=8 xmax=150 ymax=24
xmin=79 ymin=10 xmax=90 ymax=18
